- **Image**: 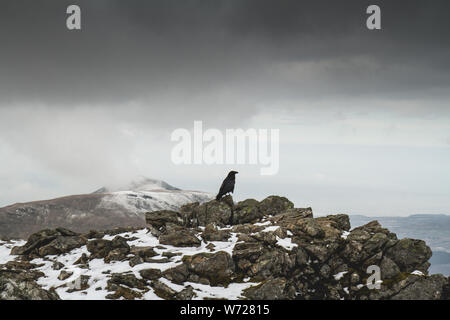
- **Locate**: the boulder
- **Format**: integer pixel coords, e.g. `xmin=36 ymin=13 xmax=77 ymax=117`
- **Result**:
xmin=247 ymin=249 xmax=295 ymax=278
xmin=159 ymin=225 xmax=201 ymax=247
xmin=175 ymin=285 xmax=196 ymax=300
xmin=380 ymin=256 xmax=401 ymax=279
xmin=314 ymin=218 xmax=345 ymax=239
xmin=232 ymin=223 xmax=264 ymax=234
xmin=179 ymin=202 xmax=201 ymax=226
xmin=163 ymin=264 xmax=190 ymax=285
xmin=182 ymin=251 xmax=235 ymax=286
xmin=295 ymin=218 xmax=325 ymax=238
xmin=38 ymin=236 xmax=87 ymax=256
xmin=67 ymin=275 xmax=90 ymax=292
xmin=105 ymin=286 xmax=142 ymax=300
xmin=2 ymin=260 xmax=43 ymax=271
xmin=180 ymin=198 xmax=233 ymax=227
xmin=129 ymin=256 xmax=144 ymax=267
xmin=233 ymin=242 xmax=264 ymax=272
xmin=243 ymin=277 xmax=295 ymax=300
xmin=385 ymin=238 xmax=432 ymax=273
xmin=320 ymin=214 xmax=351 ymax=231
xmin=232 ymin=199 xmax=262 ymax=224
xmin=258 ymin=196 xmax=294 ymax=216
xmin=303 ymin=243 xmax=333 ymax=263
xmin=342 ymin=240 xmax=367 ymax=265
xmin=130 ymin=246 xmax=157 ymax=257
xmin=58 ymin=271 xmax=73 ymax=281
xmin=74 ymin=253 xmax=89 ymax=265
xmin=87 ymin=236 xmax=130 ymax=261
xmin=145 ymin=210 xmax=183 ymax=229
xmin=201 ymin=224 xmax=231 ymax=242
xmin=150 ymin=279 xmax=178 ymax=300
xmin=0 ymin=270 xmax=60 ymax=300
xmin=52 ymin=261 xmax=64 ymax=270
xmin=268 ymin=208 xmax=314 ymax=232
xmin=10 ymin=228 xmax=81 ymax=256
xmin=364 ymin=274 xmax=448 ymax=300
xmin=350 ymin=221 xmax=397 ymax=241
xmin=198 ymin=199 xmax=233 ymax=227
xmin=363 ymin=233 xmax=390 ymax=255
xmin=107 ymin=273 xmax=147 ymax=290
xmin=104 ymin=248 xmax=130 ymax=263
xmin=139 ymin=268 xmax=162 ymax=281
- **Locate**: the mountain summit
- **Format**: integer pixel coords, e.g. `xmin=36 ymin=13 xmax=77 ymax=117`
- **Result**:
xmin=0 ymin=178 xmax=212 ymax=238
xmin=93 ymin=177 xmax=180 ymax=194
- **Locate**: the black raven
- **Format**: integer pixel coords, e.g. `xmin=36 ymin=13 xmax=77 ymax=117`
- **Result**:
xmin=216 ymin=171 xmax=238 ymax=201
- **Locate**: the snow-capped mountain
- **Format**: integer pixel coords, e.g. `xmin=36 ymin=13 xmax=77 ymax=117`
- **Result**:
xmin=93 ymin=177 xmax=181 ymax=194
xmin=95 ymin=177 xmax=211 ymax=214
xmin=0 ymin=178 xmax=213 ymax=239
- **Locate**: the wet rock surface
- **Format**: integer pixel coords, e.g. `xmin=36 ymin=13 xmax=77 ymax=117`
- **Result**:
xmin=1 ymin=195 xmax=448 ymax=300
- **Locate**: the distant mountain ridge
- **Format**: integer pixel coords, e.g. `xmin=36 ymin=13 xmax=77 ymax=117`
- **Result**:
xmin=0 ymin=178 xmax=212 ymax=239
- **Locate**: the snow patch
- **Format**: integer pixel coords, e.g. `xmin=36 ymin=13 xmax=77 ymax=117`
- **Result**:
xmin=333 ymin=271 xmax=348 ymax=280
xmin=261 ymin=226 xmax=280 ymax=233
xmin=276 ymin=236 xmax=297 ymax=251
xmin=254 ymin=221 xmax=271 ymax=227
xmin=0 ymin=239 xmax=26 ymax=264
xmin=341 ymin=231 xmax=350 ymax=239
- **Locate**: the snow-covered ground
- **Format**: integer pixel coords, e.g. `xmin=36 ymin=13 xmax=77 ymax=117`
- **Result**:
xmin=0 ymin=239 xmax=26 ymax=264
xmin=1 ymin=228 xmax=258 ymax=300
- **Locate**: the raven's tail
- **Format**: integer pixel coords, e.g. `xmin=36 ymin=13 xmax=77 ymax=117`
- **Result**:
xmin=215 ymin=193 xmax=221 ymax=201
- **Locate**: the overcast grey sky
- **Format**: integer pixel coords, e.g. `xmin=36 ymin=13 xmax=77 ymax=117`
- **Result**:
xmin=1 ymin=0 xmax=449 ymax=216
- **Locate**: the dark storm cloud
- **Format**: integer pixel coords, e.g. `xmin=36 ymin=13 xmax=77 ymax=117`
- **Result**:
xmin=1 ymin=1 xmax=450 ymax=211
xmin=0 ymin=0 xmax=449 ymax=110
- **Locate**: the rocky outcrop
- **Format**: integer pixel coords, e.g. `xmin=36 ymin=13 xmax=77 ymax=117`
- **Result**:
xmin=0 ymin=195 xmax=448 ymax=300
xmin=87 ymin=236 xmax=131 ymax=263
xmin=179 ymin=196 xmax=234 ymax=227
xmin=144 ymin=196 xmax=449 ymax=300
xmin=10 ymin=228 xmax=86 ymax=257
